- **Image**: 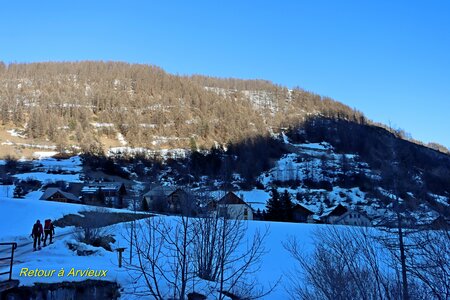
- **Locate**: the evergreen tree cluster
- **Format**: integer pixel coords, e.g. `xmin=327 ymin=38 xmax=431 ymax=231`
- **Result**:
xmin=266 ymin=188 xmax=294 ymax=221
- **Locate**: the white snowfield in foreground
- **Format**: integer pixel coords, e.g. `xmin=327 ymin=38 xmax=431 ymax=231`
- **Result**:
xmin=0 ymin=193 xmax=128 ymax=243
xmin=0 ymin=192 xmax=324 ymax=299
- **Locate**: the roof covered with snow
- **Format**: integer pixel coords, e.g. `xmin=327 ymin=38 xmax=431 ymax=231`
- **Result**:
xmin=39 ymin=188 xmax=80 ymax=202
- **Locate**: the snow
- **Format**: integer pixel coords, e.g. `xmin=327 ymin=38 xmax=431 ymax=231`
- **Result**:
xmin=0 ymin=192 xmax=322 ymax=299
xmin=239 ymin=189 xmax=271 ymax=211
xmin=327 ymin=187 xmax=366 ymax=205
xmin=37 ymin=156 xmax=83 ymax=172
xmin=430 ymin=193 xmax=449 ymax=207
xmin=116 ymin=132 xmax=128 ymax=146
xmin=0 ymin=185 xmax=14 ymax=198
xmin=139 ymin=123 xmax=157 ymax=128
xmin=108 ymin=147 xmax=189 ymax=160
xmin=13 ymin=172 xmax=81 ymax=183
xmin=151 ymin=135 xmax=189 ymax=146
xmin=12 ymin=156 xmax=83 ymax=183
xmin=33 ymin=151 xmax=58 ymax=159
xmin=7 ymin=129 xmax=26 ymax=138
xmin=298 ymin=142 xmax=333 ymax=151
xmin=281 ymin=132 xmax=289 ymax=144
xmin=0 ymin=195 xmax=85 ymax=242
xmin=1 ymin=140 xmax=13 ymax=146
xmin=91 ymin=122 xmax=114 ymax=128
xmin=0 ymin=177 xmax=320 ymax=299
xmin=0 ymin=141 xmax=444 ymax=298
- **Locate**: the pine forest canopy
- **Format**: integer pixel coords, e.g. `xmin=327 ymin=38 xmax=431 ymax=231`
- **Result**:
xmin=0 ymin=61 xmax=447 ymax=154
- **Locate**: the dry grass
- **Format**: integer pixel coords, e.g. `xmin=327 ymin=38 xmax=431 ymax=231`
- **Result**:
xmin=98 ymin=135 xmax=122 ymax=149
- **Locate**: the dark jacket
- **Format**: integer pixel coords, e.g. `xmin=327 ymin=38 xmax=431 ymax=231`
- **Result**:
xmin=31 ymin=223 xmax=43 ymax=237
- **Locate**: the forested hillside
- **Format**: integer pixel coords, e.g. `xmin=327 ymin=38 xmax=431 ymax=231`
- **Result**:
xmin=0 ymin=61 xmax=367 ymax=153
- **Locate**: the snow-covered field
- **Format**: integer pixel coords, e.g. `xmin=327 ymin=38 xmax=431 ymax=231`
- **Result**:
xmin=0 ymin=190 xmax=132 ymax=243
xmin=12 ymin=156 xmax=83 ymax=183
xmin=0 ymin=192 xmax=321 ymax=299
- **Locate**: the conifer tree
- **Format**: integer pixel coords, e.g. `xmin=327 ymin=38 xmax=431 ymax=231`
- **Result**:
xmin=266 ymin=187 xmax=282 ymax=221
xmin=281 ymin=189 xmax=294 ymax=221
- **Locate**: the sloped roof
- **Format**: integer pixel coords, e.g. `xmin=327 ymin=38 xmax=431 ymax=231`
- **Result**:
xmin=81 ymin=182 xmax=125 ymax=194
xmin=321 ymin=204 xmax=348 ymax=217
xmin=292 ymin=204 xmax=313 ymax=215
xmin=67 ymin=182 xmax=84 ymax=197
xmin=40 ymin=188 xmax=80 ymax=202
xmin=167 ymin=188 xmax=191 ymax=198
xmin=143 ymin=185 xmax=177 ymax=197
xmin=218 ymin=192 xmax=248 ymax=205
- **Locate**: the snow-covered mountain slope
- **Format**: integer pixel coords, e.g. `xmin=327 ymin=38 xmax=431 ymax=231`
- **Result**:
xmin=248 ymin=137 xmax=445 ymax=225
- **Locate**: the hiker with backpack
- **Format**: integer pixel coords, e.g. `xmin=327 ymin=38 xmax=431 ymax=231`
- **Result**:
xmin=30 ymin=220 xmax=43 ymax=251
xmin=43 ymin=219 xmax=55 ymax=247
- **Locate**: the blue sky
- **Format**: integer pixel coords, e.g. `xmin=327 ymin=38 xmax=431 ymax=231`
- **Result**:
xmin=1 ymin=1 xmax=449 ymax=148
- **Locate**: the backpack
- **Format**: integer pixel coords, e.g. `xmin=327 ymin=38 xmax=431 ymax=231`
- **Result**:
xmin=44 ymin=219 xmax=51 ymax=230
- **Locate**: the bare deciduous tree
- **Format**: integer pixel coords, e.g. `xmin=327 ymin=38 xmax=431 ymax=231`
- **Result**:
xmin=285 ymin=225 xmax=449 ymax=300
xmin=194 ymin=208 xmax=272 ymax=300
xmin=124 ymin=205 xmax=273 ymax=300
xmin=406 ymin=229 xmax=450 ymax=300
xmin=124 ymin=214 xmax=196 ymax=300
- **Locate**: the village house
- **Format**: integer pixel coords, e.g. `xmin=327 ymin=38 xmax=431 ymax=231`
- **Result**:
xmin=210 ymin=192 xmax=253 ymax=220
xmin=81 ymin=182 xmax=126 ymax=208
xmin=333 ymin=210 xmax=372 ymax=226
xmin=166 ymin=188 xmax=196 ymax=215
xmin=321 ymin=204 xmax=371 ymax=226
xmin=40 ymin=188 xmax=80 ymax=204
xmin=142 ymin=185 xmax=196 ymax=215
xmin=143 ymin=185 xmax=177 ymax=212
xmin=292 ymin=204 xmax=314 ymax=223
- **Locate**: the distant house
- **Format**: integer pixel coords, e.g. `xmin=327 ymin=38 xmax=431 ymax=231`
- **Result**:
xmin=321 ymin=204 xmax=348 ymax=224
xmin=333 ymin=210 xmax=371 ymax=227
xmin=143 ymin=185 xmax=176 ymax=212
xmin=66 ymin=182 xmax=84 ymax=198
xmin=166 ymin=188 xmax=196 ymax=215
xmin=40 ymin=188 xmax=80 ymax=203
xmin=292 ymin=204 xmax=314 ymax=223
xmin=142 ymin=185 xmax=195 ymax=215
xmin=81 ymin=182 xmax=126 ymax=208
xmin=321 ymin=204 xmax=371 ymax=226
xmin=210 ymin=192 xmax=253 ymax=220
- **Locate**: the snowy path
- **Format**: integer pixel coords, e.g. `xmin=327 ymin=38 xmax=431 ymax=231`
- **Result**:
xmin=0 ymin=228 xmax=73 ymax=273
